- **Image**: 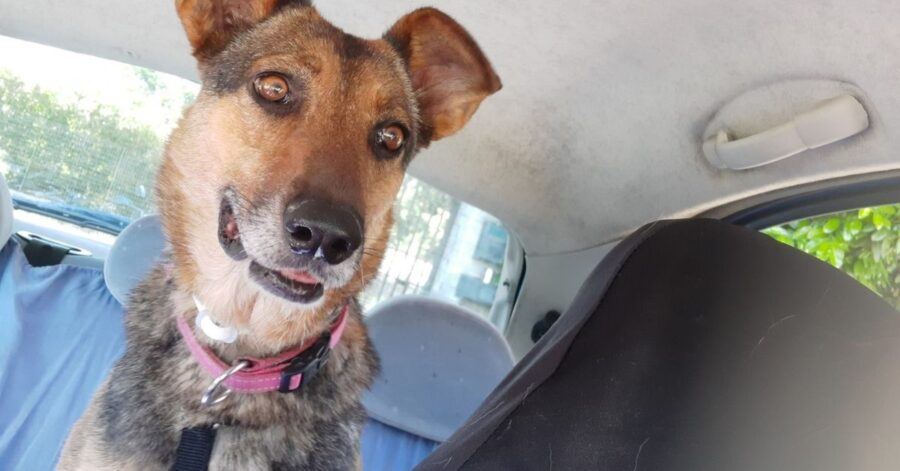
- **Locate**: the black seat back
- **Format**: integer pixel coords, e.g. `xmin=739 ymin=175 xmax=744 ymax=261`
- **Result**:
xmin=417 ymin=219 xmax=900 ymax=471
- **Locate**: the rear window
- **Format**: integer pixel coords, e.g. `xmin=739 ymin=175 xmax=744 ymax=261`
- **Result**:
xmin=0 ymin=35 xmax=197 ymax=231
xmin=0 ymin=36 xmax=515 ymax=326
xmin=762 ymin=203 xmax=900 ymax=310
xmin=359 ymin=177 xmax=512 ymax=323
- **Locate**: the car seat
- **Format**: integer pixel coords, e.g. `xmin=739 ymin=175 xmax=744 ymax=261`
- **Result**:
xmin=419 ymin=218 xmax=900 ymax=471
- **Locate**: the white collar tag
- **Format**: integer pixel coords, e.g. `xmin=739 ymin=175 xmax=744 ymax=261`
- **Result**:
xmin=192 ymin=295 xmax=238 ymax=344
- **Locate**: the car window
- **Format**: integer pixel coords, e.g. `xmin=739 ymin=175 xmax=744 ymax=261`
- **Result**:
xmin=0 ymin=35 xmax=197 ymax=232
xmin=359 ymin=177 xmax=512 ymax=326
xmin=762 ymin=203 xmax=900 ymax=310
xmin=0 ymin=35 xmax=514 ymax=327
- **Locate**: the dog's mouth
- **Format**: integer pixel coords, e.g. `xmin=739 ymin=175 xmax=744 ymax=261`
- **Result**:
xmin=248 ymin=262 xmax=325 ymax=304
xmin=218 ymin=199 xmax=247 ymax=261
xmin=218 ymin=197 xmax=326 ymax=304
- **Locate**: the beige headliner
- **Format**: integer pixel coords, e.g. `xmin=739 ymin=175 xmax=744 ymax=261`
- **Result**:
xmin=3 ymin=0 xmax=899 ymax=255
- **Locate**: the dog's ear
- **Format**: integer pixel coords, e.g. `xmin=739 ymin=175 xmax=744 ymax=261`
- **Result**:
xmin=176 ymin=0 xmax=309 ymax=63
xmin=386 ymin=8 xmax=501 ymax=143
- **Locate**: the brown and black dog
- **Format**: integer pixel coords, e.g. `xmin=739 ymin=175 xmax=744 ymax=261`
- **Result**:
xmin=57 ymin=1 xmax=500 ymax=469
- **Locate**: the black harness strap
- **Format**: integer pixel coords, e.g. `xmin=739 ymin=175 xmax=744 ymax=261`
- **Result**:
xmin=171 ymin=425 xmax=218 ymax=471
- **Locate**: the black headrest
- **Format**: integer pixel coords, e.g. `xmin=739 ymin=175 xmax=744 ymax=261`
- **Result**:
xmin=418 ymin=219 xmax=900 ymax=471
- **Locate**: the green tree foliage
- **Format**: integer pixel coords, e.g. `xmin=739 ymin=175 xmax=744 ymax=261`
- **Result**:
xmin=0 ymin=69 xmax=162 ymax=220
xmin=763 ymin=204 xmax=900 ymax=309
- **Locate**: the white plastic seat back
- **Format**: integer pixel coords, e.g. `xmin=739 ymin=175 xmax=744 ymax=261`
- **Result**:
xmin=103 ymin=215 xmax=165 ymax=305
xmin=362 ymin=295 xmax=515 ymax=442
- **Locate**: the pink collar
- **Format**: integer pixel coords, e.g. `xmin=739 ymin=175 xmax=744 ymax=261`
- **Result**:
xmin=176 ymin=305 xmax=350 ymax=399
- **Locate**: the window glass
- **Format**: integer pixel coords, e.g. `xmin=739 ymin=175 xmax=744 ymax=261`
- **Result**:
xmin=359 ymin=177 xmax=512 ymax=326
xmin=0 ymin=35 xmax=198 ymax=232
xmin=0 ymin=36 xmax=514 ymax=326
xmin=762 ymin=204 xmax=900 ymax=310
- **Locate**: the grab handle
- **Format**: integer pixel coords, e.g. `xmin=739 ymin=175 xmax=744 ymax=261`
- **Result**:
xmin=703 ymin=94 xmax=869 ymax=170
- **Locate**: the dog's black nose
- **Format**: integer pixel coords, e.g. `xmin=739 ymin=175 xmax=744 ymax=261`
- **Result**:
xmin=283 ymin=198 xmax=362 ymax=265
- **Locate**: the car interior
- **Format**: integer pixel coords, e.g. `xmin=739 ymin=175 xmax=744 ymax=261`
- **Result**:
xmin=1 ymin=0 xmax=900 ymax=470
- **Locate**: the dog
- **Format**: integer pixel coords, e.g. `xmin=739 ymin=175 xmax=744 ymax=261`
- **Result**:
xmin=56 ymin=1 xmax=500 ymax=469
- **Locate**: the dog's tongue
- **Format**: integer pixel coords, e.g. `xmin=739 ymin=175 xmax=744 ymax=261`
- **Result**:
xmin=277 ymin=270 xmax=320 ymax=285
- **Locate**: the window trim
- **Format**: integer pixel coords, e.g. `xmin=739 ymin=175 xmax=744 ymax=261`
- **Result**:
xmin=705 ymin=171 xmax=900 ymax=229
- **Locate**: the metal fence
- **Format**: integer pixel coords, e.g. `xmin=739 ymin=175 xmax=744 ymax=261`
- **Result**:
xmin=0 ymin=72 xmax=163 ymax=222
xmin=359 ymin=177 xmax=460 ymax=310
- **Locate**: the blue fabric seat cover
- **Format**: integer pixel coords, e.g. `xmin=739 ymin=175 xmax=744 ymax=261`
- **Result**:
xmin=0 ymin=241 xmax=125 ymax=470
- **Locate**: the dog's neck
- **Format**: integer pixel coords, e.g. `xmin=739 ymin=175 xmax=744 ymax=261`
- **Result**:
xmin=171 ymin=287 xmax=349 ymax=362
xmin=193 ymin=295 xmax=239 ymax=343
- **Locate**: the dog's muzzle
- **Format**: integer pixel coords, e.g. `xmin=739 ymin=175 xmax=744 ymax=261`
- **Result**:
xmin=215 ymin=192 xmax=363 ymax=304
xmin=282 ymin=197 xmax=363 ymax=266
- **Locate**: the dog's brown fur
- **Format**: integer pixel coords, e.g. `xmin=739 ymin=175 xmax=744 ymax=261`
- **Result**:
xmin=57 ymin=1 xmax=499 ymax=469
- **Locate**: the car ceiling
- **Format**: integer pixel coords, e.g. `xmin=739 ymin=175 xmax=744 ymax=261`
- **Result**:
xmin=2 ymin=0 xmax=899 ymax=255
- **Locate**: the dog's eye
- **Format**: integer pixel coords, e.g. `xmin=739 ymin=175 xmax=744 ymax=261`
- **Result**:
xmin=376 ymin=125 xmax=406 ymax=152
xmin=253 ymin=74 xmax=290 ymax=102
xmin=370 ymin=122 xmax=410 ymax=160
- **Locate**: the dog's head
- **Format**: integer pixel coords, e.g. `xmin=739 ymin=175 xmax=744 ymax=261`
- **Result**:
xmin=159 ymin=0 xmax=499 ymax=336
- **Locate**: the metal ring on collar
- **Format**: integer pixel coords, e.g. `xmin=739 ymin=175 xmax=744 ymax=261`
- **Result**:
xmin=201 ymin=360 xmax=250 ymax=407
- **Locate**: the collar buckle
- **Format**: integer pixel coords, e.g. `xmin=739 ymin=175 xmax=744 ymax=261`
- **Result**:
xmin=278 ymin=333 xmax=332 ymax=393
